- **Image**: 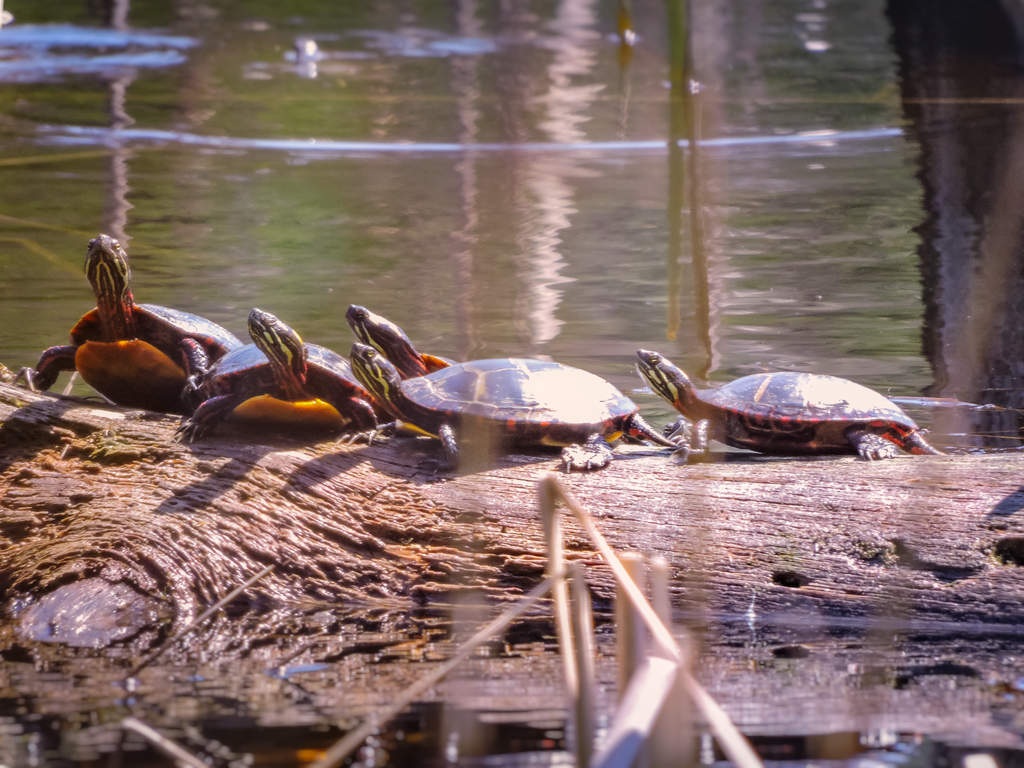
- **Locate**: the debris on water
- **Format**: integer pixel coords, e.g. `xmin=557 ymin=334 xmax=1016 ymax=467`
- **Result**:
xmin=265 ymin=662 xmax=332 ymax=679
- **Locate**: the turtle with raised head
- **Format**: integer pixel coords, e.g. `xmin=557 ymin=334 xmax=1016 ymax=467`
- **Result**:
xmin=350 ymin=342 xmax=676 ymax=471
xmin=635 ymin=349 xmax=943 ymax=459
xmin=345 ymin=304 xmax=452 ymax=379
xmin=178 ymin=309 xmax=381 ymax=442
xmin=20 ymin=235 xmax=243 ymax=413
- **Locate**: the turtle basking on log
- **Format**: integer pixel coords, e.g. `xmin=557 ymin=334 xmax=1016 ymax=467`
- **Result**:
xmin=178 ymin=309 xmax=381 ymax=442
xmin=19 ymin=235 xmax=243 ymax=414
xmin=345 ymin=304 xmax=452 ymax=379
xmin=635 ymin=349 xmax=943 ymax=460
xmin=350 ymin=342 xmax=677 ymax=472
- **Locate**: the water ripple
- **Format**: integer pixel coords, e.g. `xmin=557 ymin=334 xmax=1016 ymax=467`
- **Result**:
xmin=37 ymin=125 xmax=902 ymax=154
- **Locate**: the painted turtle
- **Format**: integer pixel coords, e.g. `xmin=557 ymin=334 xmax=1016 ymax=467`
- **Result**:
xmin=346 ymin=304 xmax=452 ymax=379
xmin=635 ymin=349 xmax=943 ymax=460
xmin=20 ymin=235 xmax=243 ymax=413
xmin=179 ymin=309 xmax=381 ymax=442
xmin=350 ymin=342 xmax=676 ymax=471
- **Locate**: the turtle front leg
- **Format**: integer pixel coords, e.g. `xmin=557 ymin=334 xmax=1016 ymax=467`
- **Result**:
xmin=663 ymin=417 xmax=709 ymax=462
xmin=846 ymin=428 xmax=900 ymax=460
xmin=178 ymin=339 xmax=211 ymax=414
xmin=178 ymin=339 xmax=210 ymax=381
xmin=438 ymin=423 xmax=460 ymax=471
xmin=333 ymin=397 xmax=390 ymax=445
xmin=561 ymin=434 xmax=615 ymax=472
xmin=176 ymin=394 xmax=243 ymax=443
xmin=20 ymin=345 xmax=79 ymax=392
xmin=664 ymin=416 xmax=708 ymax=449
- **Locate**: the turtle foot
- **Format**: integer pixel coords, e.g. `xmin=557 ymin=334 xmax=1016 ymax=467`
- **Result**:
xmin=174 ymin=419 xmax=205 ymax=445
xmin=15 ymin=367 xmax=39 ymax=392
xmin=671 ymin=443 xmax=692 ymax=464
xmin=337 ymin=422 xmax=396 ymax=446
xmin=851 ymin=431 xmax=900 ymax=460
xmin=418 ymin=457 xmax=455 ymax=475
xmin=561 ymin=443 xmax=613 ymax=472
xmin=663 ymin=416 xmax=691 ymax=443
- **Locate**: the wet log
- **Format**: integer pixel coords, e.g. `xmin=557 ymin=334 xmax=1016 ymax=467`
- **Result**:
xmin=3 ymin=377 xmax=1024 ymax=634
xmin=6 ymin=379 xmax=1024 ymax=740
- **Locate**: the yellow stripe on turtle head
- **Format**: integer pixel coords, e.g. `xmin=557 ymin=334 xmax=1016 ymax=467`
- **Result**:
xmin=248 ymin=308 xmax=307 ymax=384
xmin=85 ymin=235 xmax=132 ymax=303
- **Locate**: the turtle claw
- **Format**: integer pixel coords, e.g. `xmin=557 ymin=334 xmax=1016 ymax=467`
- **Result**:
xmin=174 ymin=421 xmax=199 ymax=444
xmin=670 ymin=442 xmax=692 ymax=463
xmin=561 ymin=441 xmax=614 ymax=472
xmin=338 ymin=421 xmax=399 ymax=447
xmin=15 ymin=367 xmax=37 ymax=392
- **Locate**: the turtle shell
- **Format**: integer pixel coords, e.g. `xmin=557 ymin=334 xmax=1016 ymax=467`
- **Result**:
xmin=202 ymin=342 xmax=369 ymax=428
xmin=74 ymin=339 xmax=189 ymax=413
xmin=202 ymin=344 xmax=274 ymax=396
xmin=69 ymin=302 xmax=243 ymax=412
xmin=401 ymin=358 xmax=638 ymax=445
xmin=305 ymin=343 xmax=360 ymax=385
xmin=203 ymin=342 xmax=358 ymax=398
xmin=135 ymin=303 xmax=243 ymax=354
xmin=696 ymin=372 xmax=919 ymax=453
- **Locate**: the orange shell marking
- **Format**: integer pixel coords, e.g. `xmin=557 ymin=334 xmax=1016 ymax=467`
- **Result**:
xmin=229 ymin=395 xmax=347 ymax=429
xmin=75 ymin=340 xmax=187 ymax=413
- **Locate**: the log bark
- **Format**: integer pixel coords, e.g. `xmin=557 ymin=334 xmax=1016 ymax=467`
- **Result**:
xmin=4 ymin=378 xmax=1024 ymax=628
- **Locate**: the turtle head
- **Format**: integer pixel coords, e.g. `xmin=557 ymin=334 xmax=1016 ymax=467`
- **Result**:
xmin=636 ymin=349 xmax=696 ymax=413
xmin=345 ymin=305 xmax=427 ymax=379
xmin=85 ymin=234 xmax=136 ymax=340
xmin=349 ymin=342 xmax=402 ymax=406
xmin=248 ymin=308 xmax=308 ymax=386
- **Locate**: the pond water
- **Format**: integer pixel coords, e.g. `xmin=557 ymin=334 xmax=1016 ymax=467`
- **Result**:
xmin=4 ymin=0 xmax=1024 ymax=765
xmin=2 ymin=0 xmax=996 ymax=445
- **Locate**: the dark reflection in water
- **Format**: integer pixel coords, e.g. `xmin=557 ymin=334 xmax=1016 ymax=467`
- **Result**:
xmin=890 ymin=0 xmax=1024 ymax=448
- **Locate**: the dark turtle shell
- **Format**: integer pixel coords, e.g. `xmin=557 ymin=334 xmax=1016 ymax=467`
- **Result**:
xmin=204 ymin=342 xmax=360 ymax=400
xmin=184 ymin=340 xmax=375 ymax=438
xmin=696 ymin=371 xmax=920 ymax=453
xmin=67 ymin=302 xmax=244 ymax=413
xmin=135 ymin=303 xmax=244 ymax=354
xmin=72 ymin=302 xmax=242 ymax=357
xmin=201 ymin=344 xmax=274 ymax=393
xmin=401 ymin=358 xmax=639 ymax=444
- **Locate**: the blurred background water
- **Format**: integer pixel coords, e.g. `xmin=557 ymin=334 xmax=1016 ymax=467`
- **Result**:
xmin=0 ymin=0 xmax=994 ymax=447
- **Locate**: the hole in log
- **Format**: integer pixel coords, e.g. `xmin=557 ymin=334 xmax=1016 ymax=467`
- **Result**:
xmin=772 ymin=570 xmax=808 ymax=588
xmin=994 ymin=537 xmax=1024 ymax=566
xmin=894 ymin=661 xmax=980 ymax=688
xmin=772 ymin=645 xmax=811 ymax=659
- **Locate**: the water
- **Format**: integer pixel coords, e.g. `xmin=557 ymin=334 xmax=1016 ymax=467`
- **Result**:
xmin=3 ymin=0 xmax=1024 ymax=764
xmin=0 ymin=0 xmax=957 ymax=440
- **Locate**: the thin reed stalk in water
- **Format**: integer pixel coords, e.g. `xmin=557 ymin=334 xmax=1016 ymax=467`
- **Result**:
xmin=309 ymin=573 xmax=562 ymax=768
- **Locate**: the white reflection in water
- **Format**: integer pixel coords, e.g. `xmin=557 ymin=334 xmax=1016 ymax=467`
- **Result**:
xmin=451 ymin=0 xmax=483 ymax=359
xmin=517 ymin=0 xmax=602 ymax=351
